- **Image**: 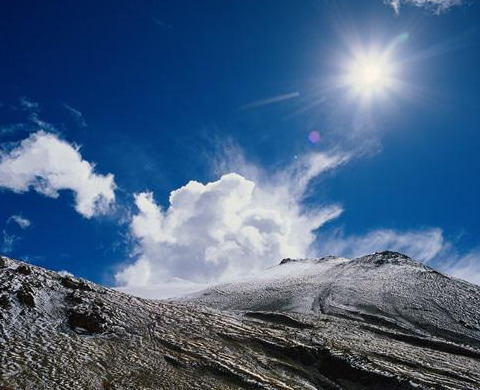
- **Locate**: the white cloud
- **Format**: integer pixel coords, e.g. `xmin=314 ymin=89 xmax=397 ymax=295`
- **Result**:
xmin=0 ymin=131 xmax=116 ymax=218
xmin=386 ymin=0 xmax=464 ymax=14
xmin=116 ymin=152 xmax=347 ymax=288
xmin=7 ymin=215 xmax=31 ymax=229
xmin=442 ymin=252 xmax=480 ymax=285
xmin=318 ymin=228 xmax=445 ymax=262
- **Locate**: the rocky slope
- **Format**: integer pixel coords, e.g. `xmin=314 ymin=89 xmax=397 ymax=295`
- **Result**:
xmin=186 ymin=252 xmax=480 ymax=348
xmin=1 ymin=252 xmax=480 ymax=389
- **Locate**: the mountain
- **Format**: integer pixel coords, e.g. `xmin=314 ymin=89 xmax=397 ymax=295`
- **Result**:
xmin=186 ymin=251 xmax=480 ymax=348
xmin=1 ymin=252 xmax=480 ymax=390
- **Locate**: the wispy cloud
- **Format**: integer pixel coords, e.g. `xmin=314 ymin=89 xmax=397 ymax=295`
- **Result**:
xmin=318 ymin=227 xmax=480 ymax=285
xmin=441 ymin=251 xmax=480 ymax=285
xmin=0 ymin=98 xmax=56 ymax=138
xmin=19 ymin=96 xmax=40 ymax=112
xmin=1 ymin=229 xmax=17 ymax=254
xmin=1 ymin=215 xmax=31 ymax=254
xmin=17 ymin=97 xmax=56 ymax=133
xmin=385 ymin=0 xmax=464 ymax=14
xmin=63 ymin=104 xmax=87 ymax=128
xmin=0 ymin=131 xmax=116 ymax=218
xmin=7 ymin=215 xmax=31 ymax=229
xmin=318 ymin=228 xmax=445 ymax=262
xmin=238 ymin=92 xmax=300 ymax=111
xmin=152 ymin=17 xmax=174 ymax=30
xmin=0 ymin=123 xmax=28 ymax=137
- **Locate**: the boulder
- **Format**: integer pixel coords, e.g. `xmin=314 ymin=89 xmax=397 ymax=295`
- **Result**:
xmin=61 ymin=276 xmax=93 ymax=291
xmin=16 ymin=285 xmax=35 ymax=308
xmin=68 ymin=307 xmax=106 ymax=334
xmin=16 ymin=264 xmax=32 ymax=275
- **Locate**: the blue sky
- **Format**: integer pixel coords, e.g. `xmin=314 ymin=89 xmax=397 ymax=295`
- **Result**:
xmin=0 ymin=0 xmax=479 ymax=293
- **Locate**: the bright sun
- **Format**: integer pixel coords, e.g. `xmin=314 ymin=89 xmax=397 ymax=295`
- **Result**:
xmin=332 ymin=34 xmax=409 ymax=104
xmin=347 ymin=55 xmax=393 ymax=96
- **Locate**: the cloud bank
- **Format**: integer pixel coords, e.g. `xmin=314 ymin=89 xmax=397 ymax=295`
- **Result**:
xmin=0 ymin=131 xmax=116 ymax=218
xmin=386 ymin=0 xmax=464 ymax=14
xmin=116 ymin=152 xmax=347 ymax=287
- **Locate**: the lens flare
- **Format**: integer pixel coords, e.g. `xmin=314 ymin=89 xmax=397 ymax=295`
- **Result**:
xmin=308 ymin=131 xmax=321 ymax=144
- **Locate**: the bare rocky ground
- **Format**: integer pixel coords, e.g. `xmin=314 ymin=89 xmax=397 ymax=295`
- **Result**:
xmin=1 ymin=252 xmax=479 ymax=389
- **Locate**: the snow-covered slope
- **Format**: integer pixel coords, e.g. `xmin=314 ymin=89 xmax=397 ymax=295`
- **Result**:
xmin=1 ymin=253 xmax=480 ymax=389
xmin=187 ymin=251 xmax=480 ymax=348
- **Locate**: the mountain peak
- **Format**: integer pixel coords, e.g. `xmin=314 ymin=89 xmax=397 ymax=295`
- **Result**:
xmin=352 ymin=251 xmax=423 ymax=267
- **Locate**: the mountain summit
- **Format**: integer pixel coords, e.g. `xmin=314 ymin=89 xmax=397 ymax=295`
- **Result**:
xmin=1 ymin=252 xmax=480 ymax=389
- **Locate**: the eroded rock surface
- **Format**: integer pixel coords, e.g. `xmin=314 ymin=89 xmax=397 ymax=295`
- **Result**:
xmin=0 ymin=253 xmax=479 ymax=389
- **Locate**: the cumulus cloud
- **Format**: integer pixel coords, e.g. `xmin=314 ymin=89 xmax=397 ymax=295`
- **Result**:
xmin=386 ymin=0 xmax=464 ymax=14
xmin=116 ymin=152 xmax=347 ymax=288
xmin=0 ymin=131 xmax=116 ymax=218
xmin=7 ymin=215 xmax=31 ymax=229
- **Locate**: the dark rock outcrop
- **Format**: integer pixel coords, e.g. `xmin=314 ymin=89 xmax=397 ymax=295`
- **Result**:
xmin=67 ymin=306 xmax=106 ymax=334
xmin=16 ymin=285 xmax=35 ymax=308
xmin=61 ymin=276 xmax=94 ymax=291
xmin=0 ymin=294 xmax=11 ymax=309
xmin=16 ymin=264 xmax=32 ymax=275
